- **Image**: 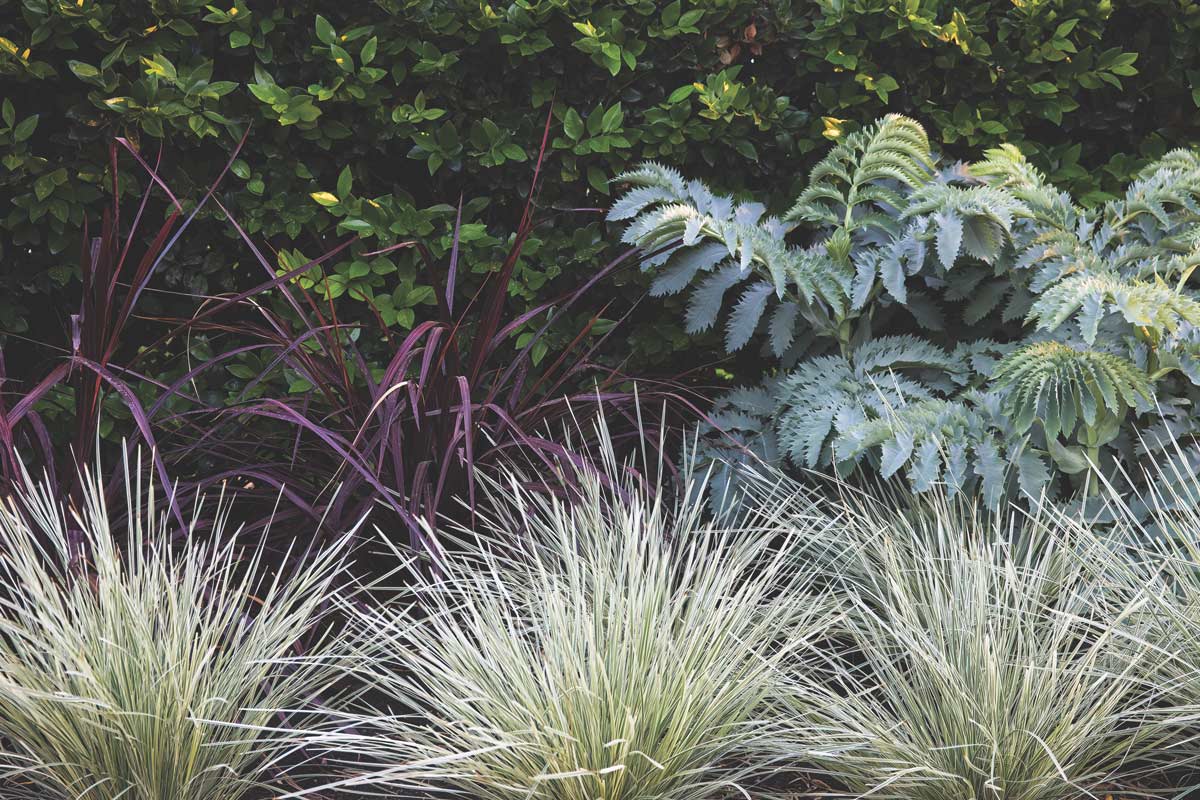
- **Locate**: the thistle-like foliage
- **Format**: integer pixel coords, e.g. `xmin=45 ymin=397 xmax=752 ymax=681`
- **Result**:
xmin=611 ymin=164 xmax=841 ymax=354
xmin=777 ymin=492 xmax=1159 ymax=800
xmin=971 ymin=143 xmax=1077 ymax=231
xmin=774 ymin=335 xmax=960 ymax=469
xmin=611 ymin=116 xmax=951 ymax=355
xmin=307 ymin=432 xmax=836 ymax=800
xmin=1028 ymin=271 xmax=1200 ymax=345
xmin=611 ymin=116 xmax=1020 ymax=358
xmin=975 ymin=144 xmax=1200 ymax=339
xmin=836 ymin=390 xmax=1041 ymax=507
xmin=612 ymin=117 xmax=1200 ymax=509
xmin=993 ymin=341 xmax=1154 ymax=442
xmin=753 ymin=337 xmax=1043 ymax=506
xmin=0 ymin=460 xmax=354 ymax=800
xmin=785 ymin=114 xmax=933 ymax=232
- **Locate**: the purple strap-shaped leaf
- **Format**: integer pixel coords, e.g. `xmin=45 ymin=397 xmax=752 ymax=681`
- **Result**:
xmin=69 ymin=356 xmax=186 ymax=531
xmin=446 ymin=198 xmax=463 ymax=316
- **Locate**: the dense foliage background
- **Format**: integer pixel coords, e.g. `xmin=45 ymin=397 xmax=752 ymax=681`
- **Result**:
xmin=9 ymin=5 xmax=1200 ymax=797
xmin=3 ymin=0 xmax=1198 ymax=379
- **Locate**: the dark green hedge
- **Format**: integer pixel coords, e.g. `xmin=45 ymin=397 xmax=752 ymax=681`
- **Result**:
xmin=2 ymin=0 xmax=1198 ymax=372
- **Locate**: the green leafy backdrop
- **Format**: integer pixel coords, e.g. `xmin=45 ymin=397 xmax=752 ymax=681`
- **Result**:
xmin=2 ymin=0 xmax=1198 ymax=378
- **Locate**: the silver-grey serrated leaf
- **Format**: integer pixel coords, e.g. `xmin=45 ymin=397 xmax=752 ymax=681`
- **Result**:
xmin=935 ymin=209 xmax=964 ymax=269
xmin=1016 ymin=447 xmax=1051 ymax=498
xmin=961 ymin=216 xmax=1000 ymax=262
xmin=851 ymin=251 xmax=878 ymax=310
xmin=768 ymin=301 xmax=800 ymax=356
xmin=974 ymin=437 xmax=1006 ymax=508
xmin=879 ymin=428 xmax=915 ymax=479
xmin=945 ymin=440 xmax=968 ymax=496
xmin=904 ymin=291 xmax=946 ymax=331
xmin=607 ymin=186 xmax=678 ymax=221
xmin=738 ymin=238 xmax=753 ymax=273
xmin=734 ymin=201 xmax=766 ymax=227
xmin=1078 ymin=291 xmax=1104 ymax=345
xmin=722 ymin=384 xmax=777 ymax=415
xmin=685 ymin=264 xmax=743 ymax=334
xmin=963 ymin=280 xmax=1008 ymax=325
xmin=726 ymin=282 xmax=774 ymax=351
xmin=880 ymin=249 xmax=907 ymax=304
xmin=910 ymin=437 xmax=942 ymax=492
xmin=797 ymin=407 xmax=837 ymax=467
xmin=650 ymin=243 xmax=728 ymax=297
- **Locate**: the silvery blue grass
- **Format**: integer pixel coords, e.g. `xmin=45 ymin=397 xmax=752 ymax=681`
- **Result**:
xmin=0 ymin=459 xmax=356 ymax=800
xmin=301 ymin=433 xmax=841 ymax=800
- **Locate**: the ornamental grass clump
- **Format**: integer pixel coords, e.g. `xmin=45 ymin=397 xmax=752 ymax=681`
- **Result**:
xmin=0 ymin=460 xmax=355 ymax=800
xmin=1085 ymin=457 xmax=1200 ymax=781
xmin=776 ymin=490 xmax=1161 ymax=800
xmin=308 ymin=435 xmax=839 ymax=800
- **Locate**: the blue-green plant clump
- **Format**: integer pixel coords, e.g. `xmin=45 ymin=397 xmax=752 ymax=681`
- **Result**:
xmin=613 ymin=115 xmax=1200 ymax=511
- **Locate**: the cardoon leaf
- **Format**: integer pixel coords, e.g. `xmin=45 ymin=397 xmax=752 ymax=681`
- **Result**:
xmin=1016 ymin=447 xmax=1051 ymax=498
xmin=726 ymin=283 xmax=773 ymax=351
xmin=974 ymin=436 xmax=1006 ymax=508
xmin=935 ymin=209 xmax=963 ymax=269
xmin=769 ymin=301 xmax=800 ymax=356
xmin=686 ymin=264 xmax=743 ymax=334
xmin=910 ymin=437 xmax=941 ymax=492
xmin=650 ymin=243 xmax=727 ymax=297
xmin=880 ymin=428 xmax=915 ymax=479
